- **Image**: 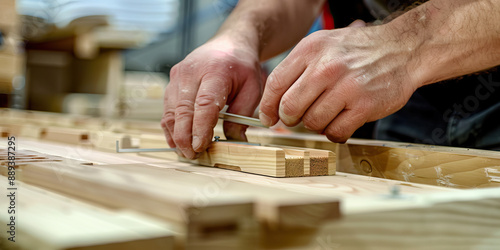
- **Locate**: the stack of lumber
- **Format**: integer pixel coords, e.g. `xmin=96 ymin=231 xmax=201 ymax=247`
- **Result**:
xmin=0 ymin=0 xmax=22 ymax=95
xmin=1 ymin=109 xmax=500 ymax=249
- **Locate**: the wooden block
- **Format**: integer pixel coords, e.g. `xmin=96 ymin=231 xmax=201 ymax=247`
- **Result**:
xmin=89 ymin=131 xmax=139 ymax=152
xmin=195 ymin=142 xmax=287 ymax=177
xmin=40 ymin=127 xmax=90 ymax=145
xmin=0 ymin=176 xmax=176 ymax=250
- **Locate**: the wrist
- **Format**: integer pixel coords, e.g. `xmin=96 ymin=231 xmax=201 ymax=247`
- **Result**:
xmin=213 ymin=12 xmax=262 ymax=59
xmin=382 ymin=6 xmax=431 ymax=90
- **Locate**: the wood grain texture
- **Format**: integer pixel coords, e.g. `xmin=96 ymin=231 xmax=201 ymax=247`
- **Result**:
xmin=4 ymin=137 xmax=489 ymax=249
xmin=1 ymin=161 xmax=254 ymax=249
xmin=0 ymin=177 xmax=175 ymax=250
xmin=192 ymin=142 xmax=335 ymax=177
xmin=339 ymin=139 xmax=500 ymax=188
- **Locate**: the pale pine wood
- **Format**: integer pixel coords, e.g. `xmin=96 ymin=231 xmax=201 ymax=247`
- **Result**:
xmin=0 ymin=177 xmax=175 ymax=250
xmin=89 ymin=131 xmax=138 ymax=152
xmin=97 ymin=163 xmax=340 ymax=229
xmin=270 ymin=145 xmax=335 ymax=176
xmin=3 ymin=137 xmax=480 ymax=249
xmin=297 ymin=188 xmax=500 ymax=249
xmin=2 ymin=160 xmax=254 ymax=249
xmin=0 ymin=53 xmax=21 ymax=83
xmin=194 ymin=142 xmax=286 ymax=177
xmin=40 ymin=126 xmax=90 ymax=145
xmin=339 ymin=139 xmax=500 ymax=188
xmin=193 ymin=142 xmax=335 ymax=177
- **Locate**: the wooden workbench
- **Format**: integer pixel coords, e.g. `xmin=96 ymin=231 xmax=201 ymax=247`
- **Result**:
xmin=0 ymin=109 xmax=499 ymax=249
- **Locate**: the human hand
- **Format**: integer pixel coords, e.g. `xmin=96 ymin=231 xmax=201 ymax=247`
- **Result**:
xmin=162 ymin=38 xmax=263 ymax=159
xmin=259 ymin=20 xmax=420 ymax=142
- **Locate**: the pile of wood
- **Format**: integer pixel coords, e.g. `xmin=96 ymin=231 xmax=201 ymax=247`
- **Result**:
xmin=0 ymin=0 xmax=22 ymax=97
xmin=1 ymin=109 xmax=500 ymax=249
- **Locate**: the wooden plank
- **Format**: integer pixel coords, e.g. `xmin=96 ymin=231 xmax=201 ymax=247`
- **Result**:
xmin=295 ymin=188 xmax=500 ymax=249
xmin=3 ymin=161 xmax=255 ymax=249
xmin=97 ymin=163 xmax=340 ymax=229
xmin=338 ymin=139 xmax=500 ymax=188
xmin=0 ymin=177 xmax=176 ymax=250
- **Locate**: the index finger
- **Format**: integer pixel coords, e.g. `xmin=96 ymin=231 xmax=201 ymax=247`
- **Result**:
xmin=171 ymin=65 xmax=201 ymax=159
xmin=191 ymin=74 xmax=232 ymax=152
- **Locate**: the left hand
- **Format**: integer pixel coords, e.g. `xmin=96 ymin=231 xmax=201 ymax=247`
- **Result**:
xmin=259 ymin=20 xmax=421 ymax=142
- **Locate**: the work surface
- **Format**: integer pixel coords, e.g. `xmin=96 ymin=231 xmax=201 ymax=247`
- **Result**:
xmin=1 ymin=110 xmax=500 ymax=249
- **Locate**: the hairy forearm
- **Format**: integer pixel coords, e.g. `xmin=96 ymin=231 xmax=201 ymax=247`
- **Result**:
xmin=389 ymin=0 xmax=500 ymax=87
xmin=215 ymin=0 xmax=325 ymax=61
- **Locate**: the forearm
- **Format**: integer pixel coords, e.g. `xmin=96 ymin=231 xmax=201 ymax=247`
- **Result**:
xmin=214 ymin=0 xmax=325 ymax=61
xmin=390 ymin=0 xmax=500 ymax=87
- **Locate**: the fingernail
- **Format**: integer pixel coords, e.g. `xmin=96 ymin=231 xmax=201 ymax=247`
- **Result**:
xmin=259 ymin=112 xmax=272 ymax=126
xmin=192 ymin=136 xmax=201 ymax=151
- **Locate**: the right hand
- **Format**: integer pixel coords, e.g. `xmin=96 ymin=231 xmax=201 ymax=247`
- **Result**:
xmin=161 ymin=38 xmax=263 ymax=159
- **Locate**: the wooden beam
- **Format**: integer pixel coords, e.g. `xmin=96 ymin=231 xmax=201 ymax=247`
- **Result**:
xmin=338 ymin=139 xmax=500 ymax=188
xmin=0 ymin=177 xmax=175 ymax=250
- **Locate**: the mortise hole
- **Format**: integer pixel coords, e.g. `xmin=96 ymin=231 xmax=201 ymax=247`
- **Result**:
xmin=81 ymin=134 xmax=89 ymax=141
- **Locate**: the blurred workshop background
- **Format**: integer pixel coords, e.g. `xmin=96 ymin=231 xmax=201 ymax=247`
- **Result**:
xmin=0 ymin=0 xmax=326 ymax=120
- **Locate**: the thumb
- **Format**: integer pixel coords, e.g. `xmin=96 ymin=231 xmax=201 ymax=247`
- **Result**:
xmin=224 ymin=76 xmax=262 ymax=141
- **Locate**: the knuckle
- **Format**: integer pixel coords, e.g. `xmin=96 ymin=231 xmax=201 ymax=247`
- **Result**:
xmin=196 ymin=94 xmax=217 ymax=107
xmin=175 ymin=100 xmax=195 ymax=118
xmin=161 ymin=110 xmax=175 ymax=127
xmin=302 ymin=115 xmax=326 ymax=132
xmin=279 ymin=94 xmax=298 ymax=117
xmin=325 ymin=125 xmax=351 ymax=143
xmin=267 ymin=71 xmax=287 ymax=96
xmin=170 ymin=64 xmax=182 ymax=78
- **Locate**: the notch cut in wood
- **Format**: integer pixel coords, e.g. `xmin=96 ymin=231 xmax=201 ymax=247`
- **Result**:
xmin=190 ymin=142 xmax=335 ymax=177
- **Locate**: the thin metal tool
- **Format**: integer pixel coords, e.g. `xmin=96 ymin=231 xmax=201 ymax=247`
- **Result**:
xmin=116 ymin=112 xmax=265 ymax=153
xmin=219 ymin=111 xmax=269 ymax=128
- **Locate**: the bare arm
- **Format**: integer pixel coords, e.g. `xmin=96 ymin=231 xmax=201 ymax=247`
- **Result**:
xmin=397 ymin=0 xmax=500 ymax=86
xmin=217 ymin=0 xmax=325 ymax=61
xmin=259 ymin=0 xmax=500 ymax=143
